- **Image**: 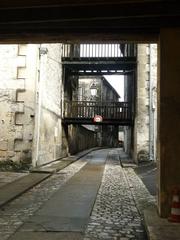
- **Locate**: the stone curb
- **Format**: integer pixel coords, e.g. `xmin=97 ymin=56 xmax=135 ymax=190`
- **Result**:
xmin=30 ymin=147 xmax=102 ymax=173
xmin=144 ymin=205 xmax=180 ymax=240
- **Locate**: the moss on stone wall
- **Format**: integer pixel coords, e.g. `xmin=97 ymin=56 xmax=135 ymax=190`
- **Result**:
xmin=0 ymin=158 xmax=31 ymax=172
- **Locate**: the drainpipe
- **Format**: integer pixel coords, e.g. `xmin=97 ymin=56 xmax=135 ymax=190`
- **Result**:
xmin=149 ymin=44 xmax=154 ymax=161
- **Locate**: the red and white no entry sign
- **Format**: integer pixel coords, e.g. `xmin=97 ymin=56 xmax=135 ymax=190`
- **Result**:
xmin=93 ymin=115 xmax=103 ymax=123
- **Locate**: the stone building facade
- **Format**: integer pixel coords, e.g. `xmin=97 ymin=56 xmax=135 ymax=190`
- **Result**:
xmin=0 ymin=44 xmax=98 ymax=167
xmin=123 ymin=43 xmax=157 ymax=163
xmin=78 ymin=76 xmax=120 ymax=102
xmin=0 ymin=44 xmax=38 ymax=163
xmin=78 ymin=76 xmax=120 ymax=147
xmin=0 ymin=44 xmax=66 ymax=166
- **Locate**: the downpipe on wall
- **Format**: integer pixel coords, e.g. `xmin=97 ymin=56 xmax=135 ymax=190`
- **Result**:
xmin=32 ymin=44 xmax=46 ymax=167
xmin=149 ymin=44 xmax=154 ymax=161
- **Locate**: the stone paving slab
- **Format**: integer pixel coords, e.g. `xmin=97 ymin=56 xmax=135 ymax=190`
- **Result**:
xmin=0 ymin=173 xmax=50 ymax=208
xmin=0 ymin=148 xmax=99 ymax=209
xmin=17 ymin=150 xmax=107 ymax=233
xmin=0 ymin=156 xmax=88 ymax=240
xmin=30 ymin=160 xmax=74 ymax=173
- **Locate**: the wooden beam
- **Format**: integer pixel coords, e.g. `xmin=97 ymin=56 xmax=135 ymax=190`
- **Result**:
xmin=0 ymin=2 xmax=179 ymax=23
xmin=0 ymin=1 xmax=179 ymax=43
xmin=0 ymin=0 xmax=175 ymax=8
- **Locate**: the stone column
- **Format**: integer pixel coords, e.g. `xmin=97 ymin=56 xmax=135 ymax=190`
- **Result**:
xmin=158 ymin=28 xmax=180 ymax=217
xmin=134 ymin=44 xmax=150 ymax=163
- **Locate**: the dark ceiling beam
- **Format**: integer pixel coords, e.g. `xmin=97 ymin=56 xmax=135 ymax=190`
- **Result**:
xmin=0 ymin=0 xmax=174 ymax=8
xmin=0 ymin=2 xmax=179 ymax=24
xmin=0 ymin=16 xmax=178 ymax=30
xmin=0 ymin=32 xmax=158 ymax=44
xmin=0 ymin=0 xmax=179 ymax=43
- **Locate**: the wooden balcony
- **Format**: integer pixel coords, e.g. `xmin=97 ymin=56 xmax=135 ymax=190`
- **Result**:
xmin=63 ymin=101 xmax=133 ymax=125
xmin=62 ymin=43 xmax=137 ymax=75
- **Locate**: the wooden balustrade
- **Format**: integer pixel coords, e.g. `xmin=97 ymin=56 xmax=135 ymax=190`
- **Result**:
xmin=63 ymin=101 xmax=132 ymax=122
xmin=62 ymin=43 xmax=136 ymax=59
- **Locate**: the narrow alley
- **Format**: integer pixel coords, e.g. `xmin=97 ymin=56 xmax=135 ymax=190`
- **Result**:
xmin=0 ymin=2 xmax=180 ymax=240
xmin=0 ymin=149 xmax=155 ymax=240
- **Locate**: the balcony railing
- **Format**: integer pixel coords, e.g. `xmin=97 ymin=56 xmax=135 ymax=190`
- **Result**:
xmin=63 ymin=101 xmax=132 ymax=124
xmin=62 ymin=43 xmax=136 ymax=59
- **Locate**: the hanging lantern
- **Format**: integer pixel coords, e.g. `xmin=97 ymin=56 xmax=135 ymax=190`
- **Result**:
xmin=90 ymin=82 xmax=97 ymax=97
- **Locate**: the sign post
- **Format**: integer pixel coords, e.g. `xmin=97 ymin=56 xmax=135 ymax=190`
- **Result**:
xmin=93 ymin=115 xmax=103 ymax=123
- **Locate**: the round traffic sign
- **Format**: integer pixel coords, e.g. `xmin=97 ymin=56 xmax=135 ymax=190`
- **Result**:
xmin=93 ymin=115 xmax=103 ymax=123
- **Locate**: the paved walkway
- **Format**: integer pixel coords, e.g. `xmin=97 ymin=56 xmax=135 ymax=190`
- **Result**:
xmin=0 ymin=149 xmax=147 ymax=240
xmin=0 ymin=155 xmax=88 ymax=240
xmin=2 ymin=148 xmax=176 ymax=240
xmin=0 ymin=147 xmax=100 ymax=209
xmin=13 ymin=150 xmax=107 ymax=237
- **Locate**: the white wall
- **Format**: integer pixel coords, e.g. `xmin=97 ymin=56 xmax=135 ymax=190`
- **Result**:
xmin=33 ymin=44 xmax=64 ymax=166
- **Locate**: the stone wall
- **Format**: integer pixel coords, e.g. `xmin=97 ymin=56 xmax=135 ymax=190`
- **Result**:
xmin=101 ymin=125 xmax=119 ymax=147
xmin=0 ymin=43 xmax=69 ymax=167
xmin=133 ymin=44 xmax=157 ymax=163
xmin=0 ymin=44 xmax=37 ymax=163
xmin=68 ymin=125 xmax=97 ymax=154
xmin=149 ymin=44 xmax=157 ymax=161
xmin=124 ymin=71 xmax=135 ymax=156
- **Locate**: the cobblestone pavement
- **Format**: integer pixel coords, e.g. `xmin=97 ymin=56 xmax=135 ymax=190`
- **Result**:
xmin=0 ymin=156 xmax=89 ymax=240
xmin=84 ymin=149 xmax=150 ymax=240
xmin=0 ymin=149 xmax=155 ymax=240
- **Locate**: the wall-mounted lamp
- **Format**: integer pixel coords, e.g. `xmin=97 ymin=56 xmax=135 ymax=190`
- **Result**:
xmin=90 ymin=82 xmax=97 ymax=97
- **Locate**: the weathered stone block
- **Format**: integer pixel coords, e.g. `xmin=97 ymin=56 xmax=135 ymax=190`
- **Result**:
xmin=23 ymin=132 xmax=33 ymax=141
xmin=11 ymin=103 xmax=24 ymax=113
xmin=16 ymin=56 xmax=26 ymax=67
xmin=15 ymin=131 xmax=23 ymax=140
xmin=12 ymin=152 xmax=22 ymax=162
xmin=16 ymin=91 xmax=25 ymax=102
xmin=11 ymin=90 xmax=17 ymax=102
xmin=0 ymin=141 xmax=8 ymax=150
xmin=15 ymin=113 xmax=24 ymax=125
xmin=17 ymin=67 xmax=27 ymax=79
xmin=0 ymin=150 xmax=7 ymax=159
xmin=0 ymin=79 xmax=25 ymax=90
xmin=14 ymin=139 xmax=23 ymax=151
xmin=7 ymin=151 xmax=15 ymax=157
xmin=8 ymin=140 xmax=15 ymax=151
xmin=18 ymin=44 xmax=28 ymax=56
